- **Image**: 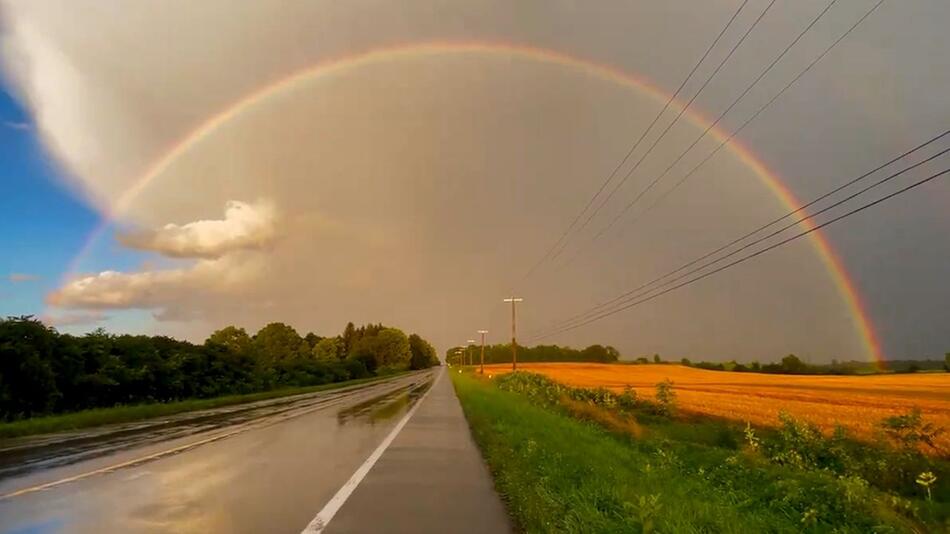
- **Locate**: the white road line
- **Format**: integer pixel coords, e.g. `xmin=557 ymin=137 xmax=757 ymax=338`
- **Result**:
xmin=301 ymin=368 xmax=443 ymax=534
xmin=0 ymin=425 xmax=242 ymax=501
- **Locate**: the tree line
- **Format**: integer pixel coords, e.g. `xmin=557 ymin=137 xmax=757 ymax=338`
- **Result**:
xmin=676 ymin=354 xmax=950 ymax=375
xmin=444 ymin=343 xmax=620 ymax=366
xmin=0 ymin=316 xmax=440 ymax=421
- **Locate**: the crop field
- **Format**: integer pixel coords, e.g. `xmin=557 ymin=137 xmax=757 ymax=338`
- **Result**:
xmin=482 ymin=362 xmax=950 ymax=452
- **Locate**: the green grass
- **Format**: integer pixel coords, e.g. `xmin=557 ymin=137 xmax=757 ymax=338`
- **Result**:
xmin=452 ymin=371 xmax=935 ymax=533
xmin=0 ymin=372 xmax=411 ymax=439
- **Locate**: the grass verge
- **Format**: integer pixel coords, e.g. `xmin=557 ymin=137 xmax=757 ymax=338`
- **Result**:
xmin=452 ymin=371 xmax=942 ymax=533
xmin=0 ymin=371 xmax=412 ymax=439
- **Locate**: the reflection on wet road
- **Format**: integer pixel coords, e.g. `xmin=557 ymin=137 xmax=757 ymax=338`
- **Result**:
xmin=0 ymin=370 xmax=436 ymax=534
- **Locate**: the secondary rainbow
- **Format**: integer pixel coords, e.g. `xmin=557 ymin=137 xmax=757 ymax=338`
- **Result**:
xmin=62 ymin=40 xmax=884 ymax=363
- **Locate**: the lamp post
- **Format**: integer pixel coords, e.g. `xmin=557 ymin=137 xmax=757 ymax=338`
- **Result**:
xmin=466 ymin=340 xmax=476 ymax=366
xmin=477 ymin=330 xmax=488 ymax=374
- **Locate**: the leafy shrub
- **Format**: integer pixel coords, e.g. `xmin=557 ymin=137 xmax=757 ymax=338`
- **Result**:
xmin=495 ymin=372 xmax=643 ymax=422
xmin=654 ymin=379 xmax=676 ymax=416
xmin=880 ymin=408 xmax=944 ymax=451
xmin=763 ymin=412 xmax=853 ymax=471
xmin=617 ymin=385 xmax=638 ymax=412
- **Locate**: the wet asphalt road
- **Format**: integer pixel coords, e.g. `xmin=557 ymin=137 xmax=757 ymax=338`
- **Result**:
xmin=0 ymin=370 xmax=436 ymax=534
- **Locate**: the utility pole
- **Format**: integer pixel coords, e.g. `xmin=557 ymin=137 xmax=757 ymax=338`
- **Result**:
xmin=503 ymin=297 xmax=523 ymax=371
xmin=466 ymin=340 xmax=476 ymax=366
xmin=477 ymin=330 xmax=488 ymax=374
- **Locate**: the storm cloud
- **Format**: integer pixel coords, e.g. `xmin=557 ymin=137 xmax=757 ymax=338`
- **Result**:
xmin=4 ymin=0 xmax=948 ymax=360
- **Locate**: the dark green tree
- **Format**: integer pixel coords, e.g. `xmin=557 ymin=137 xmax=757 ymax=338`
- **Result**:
xmin=207 ymin=326 xmax=251 ymax=355
xmin=253 ymin=323 xmax=308 ymax=363
xmin=408 ymin=334 xmax=438 ymax=370
xmin=0 ymin=316 xmax=61 ymax=417
xmin=780 ymin=354 xmax=807 ymax=374
xmin=341 ymin=322 xmax=357 ymax=356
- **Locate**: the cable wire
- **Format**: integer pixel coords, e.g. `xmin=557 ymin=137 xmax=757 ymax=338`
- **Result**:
xmin=547 ymin=0 xmax=781 ymax=264
xmin=557 ymin=0 xmax=882 ymax=270
xmin=539 ymin=129 xmax=948 ymax=333
xmin=537 ymin=148 xmax=950 ymax=339
xmin=586 ymin=0 xmax=840 ymax=248
xmin=521 ymin=0 xmax=752 ymax=280
xmin=533 ymin=165 xmax=950 ymax=340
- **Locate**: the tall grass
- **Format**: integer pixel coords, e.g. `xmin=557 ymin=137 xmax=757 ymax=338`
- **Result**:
xmin=454 ymin=371 xmax=946 ymax=532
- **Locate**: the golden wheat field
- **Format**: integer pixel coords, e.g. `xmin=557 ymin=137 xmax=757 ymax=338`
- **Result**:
xmin=483 ymin=362 xmax=950 ymax=452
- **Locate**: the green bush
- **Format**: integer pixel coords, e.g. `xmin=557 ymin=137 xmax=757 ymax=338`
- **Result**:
xmin=654 ymin=379 xmax=676 ymax=416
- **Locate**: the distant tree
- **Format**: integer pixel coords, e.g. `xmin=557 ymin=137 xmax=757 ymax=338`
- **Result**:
xmin=253 ymin=323 xmax=308 ymax=363
xmin=780 ymin=354 xmax=807 ymax=374
xmin=312 ymin=337 xmax=342 ymax=361
xmin=945 ymin=353 xmax=950 ymax=371
xmin=342 ymin=322 xmax=357 ymax=356
xmin=206 ymin=326 xmax=251 ymax=355
xmin=304 ymin=332 xmax=324 ymax=349
xmin=349 ymin=328 xmax=410 ymax=372
xmin=635 ymin=357 xmax=650 ymax=364
xmin=374 ymin=328 xmax=411 ymax=369
xmin=408 ymin=334 xmax=438 ymax=370
xmin=749 ymin=361 xmax=761 ymax=372
xmin=680 ymin=358 xmax=691 ymax=366
xmin=581 ymin=345 xmax=611 ymax=363
xmin=653 ymin=354 xmax=661 ymax=364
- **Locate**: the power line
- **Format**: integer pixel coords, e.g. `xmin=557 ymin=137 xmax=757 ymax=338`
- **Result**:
xmin=542 ymin=129 xmax=949 ymax=331
xmin=534 ymin=138 xmax=948 ymax=336
xmin=520 ymin=0 xmax=752 ymax=280
xmin=585 ymin=0 xmax=841 ymax=249
xmin=557 ymin=0 xmax=881 ymax=270
xmin=531 ymin=164 xmax=950 ymax=341
xmin=636 ymin=0 xmax=887 ymax=223
xmin=546 ymin=0 xmax=780 ymax=264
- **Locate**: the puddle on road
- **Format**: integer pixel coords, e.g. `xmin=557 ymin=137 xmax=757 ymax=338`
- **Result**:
xmin=0 ymin=373 xmax=437 ymax=534
xmin=0 ymin=394 xmax=336 ymax=482
xmin=0 ymin=374 xmax=432 ymax=484
xmin=337 ymin=381 xmax=431 ymax=425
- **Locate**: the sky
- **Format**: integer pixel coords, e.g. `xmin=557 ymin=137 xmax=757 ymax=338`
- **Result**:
xmin=0 ymin=0 xmax=948 ymax=362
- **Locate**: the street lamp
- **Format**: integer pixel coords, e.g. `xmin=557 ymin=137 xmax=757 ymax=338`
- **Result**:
xmin=466 ymin=340 xmax=476 ymax=366
xmin=477 ymin=330 xmax=488 ymax=374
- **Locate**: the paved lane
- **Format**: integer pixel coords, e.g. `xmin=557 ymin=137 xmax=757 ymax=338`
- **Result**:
xmin=0 ymin=370 xmax=435 ymax=534
xmin=323 ymin=369 xmax=512 ymax=534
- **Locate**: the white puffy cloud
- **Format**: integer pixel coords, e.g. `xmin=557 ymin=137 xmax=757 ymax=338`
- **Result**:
xmin=47 ymin=255 xmax=262 ymax=311
xmin=48 ymin=200 xmax=272 ymax=315
xmin=118 ymin=200 xmax=276 ymax=259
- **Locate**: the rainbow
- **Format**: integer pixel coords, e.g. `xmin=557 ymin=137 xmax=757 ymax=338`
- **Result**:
xmin=61 ymin=40 xmax=884 ymax=363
